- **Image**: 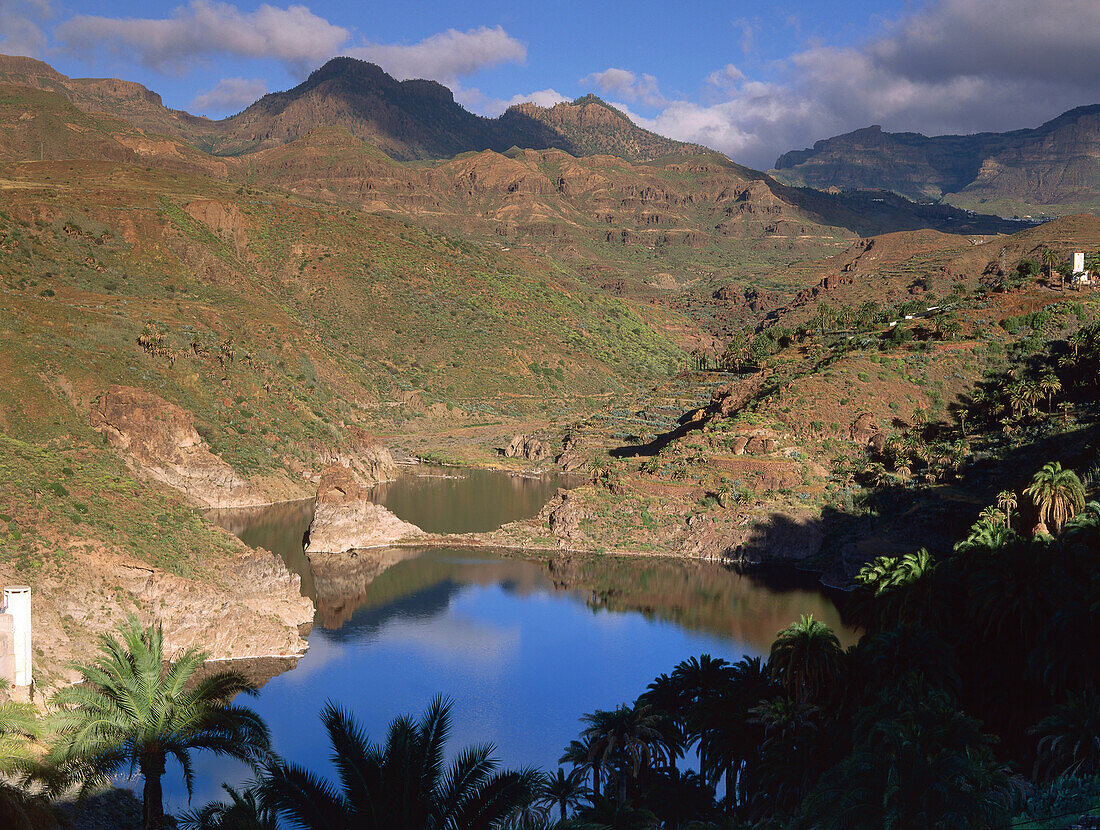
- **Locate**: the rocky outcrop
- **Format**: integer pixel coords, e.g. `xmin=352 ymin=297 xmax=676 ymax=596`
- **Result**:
xmin=304 ymin=464 xmax=424 ymax=553
xmin=849 ymin=412 xmax=889 ymax=453
xmin=556 ymin=434 xmax=589 ymax=472
xmin=310 ymin=437 xmax=398 ymax=483
xmin=27 ymin=542 xmax=314 ymax=682
xmin=90 ymin=386 xmax=265 ymax=509
xmin=505 ymin=434 xmax=551 ymax=461
xmin=540 ymin=489 xmax=588 ymax=546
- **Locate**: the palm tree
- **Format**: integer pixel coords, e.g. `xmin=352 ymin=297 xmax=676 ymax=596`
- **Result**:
xmin=1024 ymin=462 xmax=1086 ymax=536
xmin=689 ymin=655 xmax=775 ymax=804
xmin=539 ymin=768 xmax=587 ymax=822
xmin=566 ymin=793 xmax=658 ymax=830
xmin=581 ymin=703 xmax=673 ymax=802
xmin=768 ymin=615 xmax=844 ymax=705
xmin=1038 ymin=373 xmax=1062 ymax=412
xmin=748 ymin=697 xmax=822 ymax=815
xmin=1042 ymin=248 xmax=1059 ymax=286
xmin=996 ymin=490 xmax=1017 ymax=529
xmin=0 ymin=687 xmax=61 ymax=830
xmin=561 ymin=734 xmax=600 ymax=796
xmin=48 ymin=616 xmax=271 ymax=830
xmin=260 ymin=696 xmax=541 ymax=830
xmin=178 ymin=783 xmax=277 ymax=830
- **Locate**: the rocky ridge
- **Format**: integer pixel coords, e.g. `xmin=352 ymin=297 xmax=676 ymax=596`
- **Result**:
xmin=772 ymin=106 xmax=1100 ymax=213
xmin=90 ymin=386 xmax=266 ymax=509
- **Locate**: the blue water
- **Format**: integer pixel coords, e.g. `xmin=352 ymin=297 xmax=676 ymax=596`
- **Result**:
xmin=158 ymin=471 xmax=852 ymax=814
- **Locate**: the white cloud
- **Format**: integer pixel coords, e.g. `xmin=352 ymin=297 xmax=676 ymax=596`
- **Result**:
xmin=55 ymin=1 xmax=349 ymax=74
xmin=705 ymin=63 xmax=745 ymax=91
xmin=459 ymin=86 xmax=567 ymax=118
xmin=0 ymin=0 xmax=50 ymax=57
xmin=581 ymin=67 xmax=664 ymax=107
xmin=190 ymin=76 xmax=267 ymax=113
xmin=343 ymin=25 xmax=525 ymax=86
xmin=604 ymin=0 xmax=1100 ymax=170
xmin=508 ymin=88 xmax=568 ymax=109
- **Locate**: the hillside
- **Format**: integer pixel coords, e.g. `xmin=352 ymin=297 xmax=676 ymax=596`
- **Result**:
xmin=0 ymin=81 xmax=700 ymax=678
xmin=493 ymin=214 xmax=1100 ymax=584
xmin=772 ymin=106 xmax=1100 ymax=216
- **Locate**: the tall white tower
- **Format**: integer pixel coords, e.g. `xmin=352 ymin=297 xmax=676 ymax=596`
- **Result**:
xmin=3 ymin=587 xmax=31 ymax=689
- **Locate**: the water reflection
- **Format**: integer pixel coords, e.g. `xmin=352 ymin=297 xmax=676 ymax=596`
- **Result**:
xmin=176 ymin=473 xmax=857 ymax=813
xmin=369 ymin=468 xmax=575 ymax=533
xmin=311 ymin=547 xmax=854 ymax=652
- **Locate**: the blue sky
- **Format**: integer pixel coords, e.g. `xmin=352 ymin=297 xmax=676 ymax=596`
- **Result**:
xmin=3 ymin=0 xmax=1099 ymax=168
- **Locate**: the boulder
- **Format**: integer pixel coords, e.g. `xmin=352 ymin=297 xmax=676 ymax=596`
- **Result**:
xmin=731 ymin=436 xmax=750 ymax=455
xmin=849 ymin=413 xmax=878 ymax=446
xmin=542 ymin=489 xmax=587 ymax=545
xmin=305 ymin=464 xmax=424 ymax=553
xmin=90 ymin=385 xmax=265 ymax=509
xmin=868 ymin=431 xmax=890 ymax=454
xmin=505 ymin=434 xmax=551 ymax=461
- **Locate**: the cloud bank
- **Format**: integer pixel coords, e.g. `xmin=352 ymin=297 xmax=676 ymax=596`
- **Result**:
xmin=52 ymin=3 xmax=526 ymax=92
xmin=607 ymin=0 xmax=1100 ymax=169
xmin=56 ymin=1 xmax=348 ymax=75
xmin=342 ymin=26 xmax=525 ymax=87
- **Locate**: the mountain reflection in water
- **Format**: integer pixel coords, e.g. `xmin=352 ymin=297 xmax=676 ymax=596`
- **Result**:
xmin=309 ymin=547 xmax=854 ymax=653
xmin=180 ymin=469 xmax=853 ymax=816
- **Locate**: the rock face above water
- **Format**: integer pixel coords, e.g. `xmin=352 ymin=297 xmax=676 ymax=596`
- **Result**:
xmin=90 ymin=385 xmax=265 ymax=509
xmin=333 ymin=444 xmax=397 ymax=482
xmin=305 ymin=464 xmax=424 ymax=553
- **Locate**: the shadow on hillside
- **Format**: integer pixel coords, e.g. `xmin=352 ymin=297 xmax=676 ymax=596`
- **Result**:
xmin=610 ymin=414 xmax=708 ymax=458
xmin=761 ymin=421 xmax=1100 ymax=587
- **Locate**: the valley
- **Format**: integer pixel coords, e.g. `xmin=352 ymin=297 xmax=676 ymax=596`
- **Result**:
xmin=1 ymin=55 xmax=1098 ymax=684
xmin=0 ymin=47 xmax=1097 ymax=830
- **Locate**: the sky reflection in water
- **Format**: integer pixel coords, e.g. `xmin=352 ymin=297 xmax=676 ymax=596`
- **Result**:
xmin=167 ymin=471 xmax=852 ymax=813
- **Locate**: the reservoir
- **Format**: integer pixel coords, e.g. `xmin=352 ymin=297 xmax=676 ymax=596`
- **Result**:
xmin=172 ymin=467 xmax=854 ymax=812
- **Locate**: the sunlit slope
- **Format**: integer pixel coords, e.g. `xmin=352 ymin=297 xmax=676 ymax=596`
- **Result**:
xmin=0 ymin=90 xmax=690 ymax=477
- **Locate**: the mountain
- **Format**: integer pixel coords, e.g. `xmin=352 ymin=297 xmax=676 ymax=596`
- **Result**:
xmin=0 ymin=54 xmax=702 ymax=163
xmin=221 ymin=59 xmax=707 ymax=162
xmin=772 ymin=106 xmax=1100 ymax=215
xmin=501 ymin=94 xmax=700 ymax=161
xmin=0 ymin=54 xmax=217 ymax=140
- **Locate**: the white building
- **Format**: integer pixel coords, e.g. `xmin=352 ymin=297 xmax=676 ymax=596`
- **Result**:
xmin=0 ymin=587 xmax=32 ymax=698
xmin=1072 ymin=252 xmax=1092 ymax=284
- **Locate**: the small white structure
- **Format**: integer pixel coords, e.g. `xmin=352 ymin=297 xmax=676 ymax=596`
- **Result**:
xmin=1072 ymin=252 xmax=1091 ymax=285
xmin=0 ymin=586 xmax=32 ymax=693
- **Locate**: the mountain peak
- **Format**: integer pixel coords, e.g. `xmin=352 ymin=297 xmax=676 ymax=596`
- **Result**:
xmin=302 ymin=57 xmax=454 ymax=103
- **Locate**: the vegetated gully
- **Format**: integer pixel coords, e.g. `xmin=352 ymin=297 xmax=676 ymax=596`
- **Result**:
xmin=163 ymin=467 xmax=853 ymax=812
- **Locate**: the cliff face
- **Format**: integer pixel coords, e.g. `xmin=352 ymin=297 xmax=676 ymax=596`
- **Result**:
xmin=772 ymin=106 xmax=1100 ymax=212
xmin=90 ymin=386 xmax=267 ymax=509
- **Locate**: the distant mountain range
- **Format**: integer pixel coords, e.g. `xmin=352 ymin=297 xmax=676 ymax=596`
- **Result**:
xmin=772 ymin=106 xmax=1100 ymax=215
xmin=0 ymin=52 xmax=1023 ymax=244
xmin=0 ymin=54 xmax=702 ymax=163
